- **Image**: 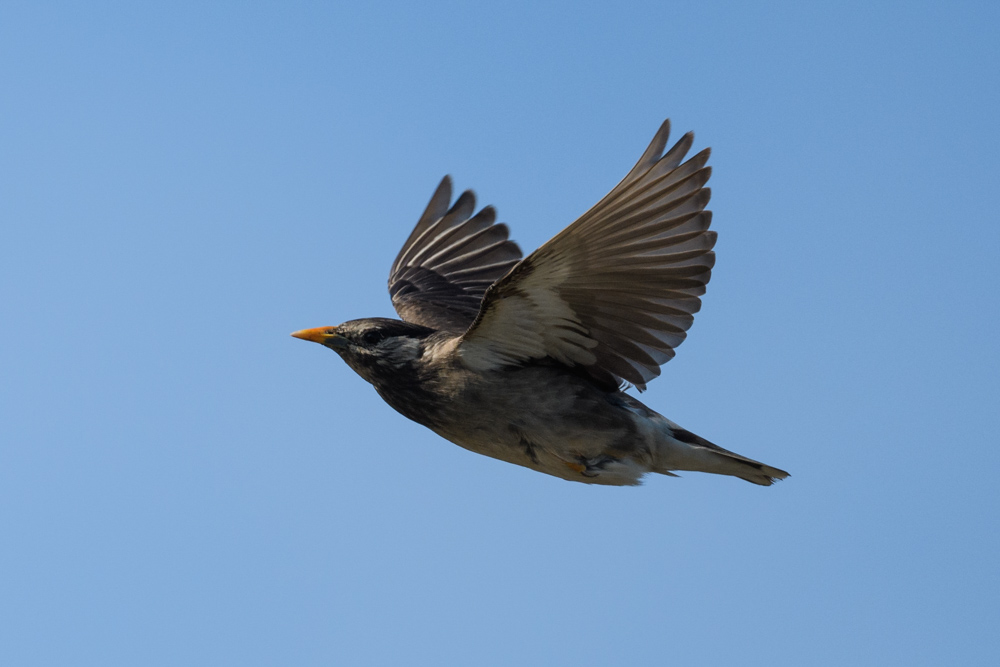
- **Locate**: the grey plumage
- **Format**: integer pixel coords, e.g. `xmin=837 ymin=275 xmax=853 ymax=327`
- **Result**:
xmin=293 ymin=120 xmax=788 ymax=486
xmin=389 ymin=181 xmax=522 ymax=332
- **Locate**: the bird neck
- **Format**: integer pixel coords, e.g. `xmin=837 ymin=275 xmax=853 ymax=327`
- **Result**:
xmin=351 ymin=335 xmax=450 ymax=429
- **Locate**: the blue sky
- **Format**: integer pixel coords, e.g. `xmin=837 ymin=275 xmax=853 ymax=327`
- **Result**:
xmin=2 ymin=1 xmax=998 ymax=665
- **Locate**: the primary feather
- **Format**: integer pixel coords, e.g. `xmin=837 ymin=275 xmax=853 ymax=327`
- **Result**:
xmin=389 ymin=177 xmax=522 ymax=333
xmin=461 ymin=120 xmax=715 ymax=390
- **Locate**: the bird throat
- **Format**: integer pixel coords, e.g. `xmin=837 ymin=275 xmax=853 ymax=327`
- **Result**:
xmin=339 ymin=341 xmax=446 ymax=429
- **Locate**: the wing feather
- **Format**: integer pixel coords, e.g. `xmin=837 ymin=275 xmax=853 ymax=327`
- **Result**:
xmin=388 ymin=176 xmax=523 ymax=332
xmin=459 ymin=121 xmax=716 ymax=390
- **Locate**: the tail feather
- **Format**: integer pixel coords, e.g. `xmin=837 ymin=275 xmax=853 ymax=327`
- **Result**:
xmin=657 ymin=424 xmax=790 ymax=486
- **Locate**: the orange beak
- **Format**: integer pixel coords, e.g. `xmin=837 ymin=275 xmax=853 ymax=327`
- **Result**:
xmin=290 ymin=326 xmax=340 ymax=344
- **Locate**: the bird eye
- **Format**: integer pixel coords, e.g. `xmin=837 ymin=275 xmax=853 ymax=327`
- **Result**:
xmin=363 ymin=331 xmax=384 ymax=345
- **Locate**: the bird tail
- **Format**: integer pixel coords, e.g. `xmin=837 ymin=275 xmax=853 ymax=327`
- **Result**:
xmin=654 ymin=422 xmax=789 ymax=486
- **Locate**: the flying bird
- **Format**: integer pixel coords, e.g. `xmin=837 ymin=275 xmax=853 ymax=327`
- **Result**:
xmin=292 ymin=120 xmax=788 ymax=486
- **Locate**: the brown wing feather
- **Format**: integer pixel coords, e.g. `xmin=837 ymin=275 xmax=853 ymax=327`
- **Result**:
xmin=388 ymin=176 xmax=523 ymax=332
xmin=459 ymin=120 xmax=715 ymax=390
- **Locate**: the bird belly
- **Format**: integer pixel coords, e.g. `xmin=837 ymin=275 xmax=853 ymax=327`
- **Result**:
xmin=427 ymin=368 xmax=658 ymax=485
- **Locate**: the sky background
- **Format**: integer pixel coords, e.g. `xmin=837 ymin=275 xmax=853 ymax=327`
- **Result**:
xmin=2 ymin=1 xmax=998 ymax=665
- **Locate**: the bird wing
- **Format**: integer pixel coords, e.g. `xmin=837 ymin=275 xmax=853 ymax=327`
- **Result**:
xmin=388 ymin=176 xmax=523 ymax=332
xmin=458 ymin=120 xmax=715 ymax=390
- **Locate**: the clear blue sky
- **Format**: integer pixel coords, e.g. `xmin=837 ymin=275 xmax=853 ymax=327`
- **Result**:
xmin=2 ymin=2 xmax=998 ymax=665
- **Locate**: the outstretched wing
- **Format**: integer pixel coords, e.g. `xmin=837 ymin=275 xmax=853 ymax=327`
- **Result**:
xmin=388 ymin=176 xmax=523 ymax=332
xmin=459 ymin=120 xmax=715 ymax=390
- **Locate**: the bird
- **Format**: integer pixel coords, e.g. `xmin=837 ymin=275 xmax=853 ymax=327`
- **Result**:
xmin=292 ymin=120 xmax=788 ymax=486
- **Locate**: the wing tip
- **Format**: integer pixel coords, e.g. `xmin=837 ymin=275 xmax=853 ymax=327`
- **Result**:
xmin=645 ymin=119 xmax=672 ymax=162
xmin=448 ymin=189 xmax=477 ymax=218
xmin=434 ymin=175 xmax=453 ymax=205
xmin=655 ymin=118 xmax=671 ymax=141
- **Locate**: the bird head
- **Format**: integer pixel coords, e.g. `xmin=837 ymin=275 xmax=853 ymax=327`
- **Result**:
xmin=291 ymin=317 xmax=436 ymax=384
